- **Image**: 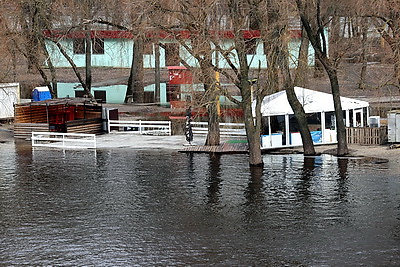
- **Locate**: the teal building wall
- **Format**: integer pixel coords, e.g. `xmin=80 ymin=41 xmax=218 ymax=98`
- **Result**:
xmin=45 ymin=37 xmax=315 ymax=69
xmin=57 ymin=82 xmax=168 ymax=105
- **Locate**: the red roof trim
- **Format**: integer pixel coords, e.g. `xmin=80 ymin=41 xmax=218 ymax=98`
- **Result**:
xmin=43 ymin=29 xmax=302 ymax=40
xmin=167 ymin=66 xmax=187 ymax=70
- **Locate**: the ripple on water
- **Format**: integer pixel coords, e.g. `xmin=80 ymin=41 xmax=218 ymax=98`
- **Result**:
xmin=0 ymin=145 xmax=399 ymax=266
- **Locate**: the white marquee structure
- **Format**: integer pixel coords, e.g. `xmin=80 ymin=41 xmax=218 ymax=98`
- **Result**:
xmin=257 ymin=87 xmax=370 ymax=149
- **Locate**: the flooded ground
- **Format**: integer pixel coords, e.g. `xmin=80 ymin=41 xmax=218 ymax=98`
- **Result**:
xmin=0 ymin=141 xmax=399 ymax=266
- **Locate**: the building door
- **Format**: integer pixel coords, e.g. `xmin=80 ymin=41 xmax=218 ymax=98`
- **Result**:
xmin=164 ymin=43 xmax=180 ymax=66
xmin=354 ymin=109 xmax=363 ymax=127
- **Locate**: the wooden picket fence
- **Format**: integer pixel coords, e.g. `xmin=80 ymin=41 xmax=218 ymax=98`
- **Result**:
xmin=346 ymin=127 xmax=387 ymax=145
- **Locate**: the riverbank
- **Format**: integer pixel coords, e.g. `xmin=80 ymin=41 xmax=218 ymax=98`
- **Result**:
xmin=2 ymin=122 xmax=400 ymax=164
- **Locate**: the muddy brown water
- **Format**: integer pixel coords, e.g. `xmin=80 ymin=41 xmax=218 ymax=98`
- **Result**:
xmin=0 ymin=142 xmax=399 ymax=266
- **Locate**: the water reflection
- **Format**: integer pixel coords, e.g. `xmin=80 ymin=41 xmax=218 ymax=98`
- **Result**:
xmin=337 ymin=158 xmax=349 ymax=200
xmin=295 ymin=156 xmax=316 ymax=203
xmin=0 ymin=144 xmax=399 ymax=266
xmin=206 ymin=154 xmax=222 ymax=206
xmin=244 ymin=166 xmax=264 ymax=206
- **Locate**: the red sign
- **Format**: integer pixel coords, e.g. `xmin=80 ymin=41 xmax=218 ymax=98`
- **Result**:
xmin=168 ymin=66 xmax=193 ymax=84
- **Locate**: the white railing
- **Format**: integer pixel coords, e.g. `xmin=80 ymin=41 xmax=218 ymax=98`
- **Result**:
xmin=108 ymin=120 xmax=172 ymax=135
xmin=191 ymin=122 xmax=246 ymax=136
xmin=31 ymin=132 xmax=96 ymax=149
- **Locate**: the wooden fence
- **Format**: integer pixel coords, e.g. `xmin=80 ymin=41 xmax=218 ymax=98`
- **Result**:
xmin=66 ymin=118 xmax=103 ymax=134
xmin=346 ymin=127 xmax=387 ymax=145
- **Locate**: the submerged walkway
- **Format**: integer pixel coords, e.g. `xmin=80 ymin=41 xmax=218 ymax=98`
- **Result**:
xmin=96 ymin=133 xmax=249 ymax=153
xmin=180 ymin=141 xmax=249 ymax=154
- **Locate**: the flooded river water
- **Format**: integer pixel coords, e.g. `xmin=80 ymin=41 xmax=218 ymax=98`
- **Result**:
xmin=0 ymin=142 xmax=399 ymax=266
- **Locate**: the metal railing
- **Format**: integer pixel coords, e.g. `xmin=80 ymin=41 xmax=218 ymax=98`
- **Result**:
xmin=108 ymin=120 xmax=172 ymax=135
xmin=191 ymin=122 xmax=246 ymax=136
xmin=31 ymin=132 xmax=96 ymax=149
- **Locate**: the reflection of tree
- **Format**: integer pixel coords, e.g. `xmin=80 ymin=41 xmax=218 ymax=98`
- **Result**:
xmin=243 ymin=166 xmax=265 ymax=223
xmin=186 ymin=152 xmax=195 ymax=177
xmin=244 ymin=166 xmax=264 ymax=205
xmin=206 ymin=154 xmax=222 ymax=205
xmin=337 ymin=158 xmax=349 ymax=200
xmin=296 ymin=156 xmax=315 ymax=202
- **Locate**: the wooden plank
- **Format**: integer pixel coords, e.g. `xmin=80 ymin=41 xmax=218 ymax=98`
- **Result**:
xmin=14 ymin=123 xmax=50 ymax=139
xmin=180 ymin=142 xmax=248 ymax=154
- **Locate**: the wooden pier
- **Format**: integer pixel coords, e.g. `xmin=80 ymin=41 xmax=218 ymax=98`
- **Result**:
xmin=180 ymin=142 xmax=248 ymax=154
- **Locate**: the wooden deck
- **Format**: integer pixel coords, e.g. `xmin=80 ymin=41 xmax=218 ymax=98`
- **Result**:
xmin=180 ymin=142 xmax=249 ymax=154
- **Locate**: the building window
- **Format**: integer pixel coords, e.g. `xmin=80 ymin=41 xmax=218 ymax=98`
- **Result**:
xmin=73 ymin=38 xmax=85 ymax=54
xmin=75 ymin=90 xmax=85 ymax=97
xmin=73 ymin=38 xmax=104 ymax=54
xmin=245 ymin=38 xmax=257 ymax=55
xmin=94 ymin=91 xmax=106 ymax=103
xmin=92 ymin=38 xmax=104 ymax=54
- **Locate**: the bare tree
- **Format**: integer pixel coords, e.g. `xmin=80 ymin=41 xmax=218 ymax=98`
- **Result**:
xmin=294 ymin=25 xmax=310 ymax=88
xmin=270 ymin=1 xmax=316 ymax=155
xmin=296 ymin=0 xmax=349 ymax=156
xmin=154 ymin=0 xmax=223 ymax=146
xmin=219 ymin=0 xmax=264 ymax=166
xmin=1 ymin=0 xmax=58 ymax=97
xmin=366 ymin=0 xmax=400 ymax=88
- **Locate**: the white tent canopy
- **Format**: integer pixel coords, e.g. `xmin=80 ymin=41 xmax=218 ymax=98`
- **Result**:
xmin=260 ymin=87 xmax=369 ymax=116
xmin=256 ymin=87 xmax=370 ymax=149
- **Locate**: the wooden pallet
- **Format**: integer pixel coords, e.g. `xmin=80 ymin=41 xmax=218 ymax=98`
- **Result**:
xmin=66 ymin=118 xmax=103 ymax=134
xmin=346 ymin=127 xmax=386 ymax=145
xmin=14 ymin=123 xmax=49 ymax=139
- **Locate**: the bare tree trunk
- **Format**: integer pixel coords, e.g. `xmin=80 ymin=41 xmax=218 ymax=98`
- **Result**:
xmin=85 ymin=29 xmax=92 ymax=97
xmin=204 ymin=70 xmax=221 ymax=146
xmin=230 ymin=0 xmax=263 ymax=166
xmin=242 ymin=93 xmax=263 ymax=167
xmin=155 ymin=43 xmax=161 ymax=103
xmin=297 ymin=0 xmax=348 ymax=156
xmin=327 ymin=66 xmax=348 ymax=155
xmin=201 ymin=50 xmax=220 ymax=146
xmin=393 ymin=46 xmax=400 ymax=88
xmin=239 ymin=61 xmax=263 ymax=166
xmin=131 ymin=39 xmax=144 ymax=103
xmin=279 ymin=51 xmax=316 ymax=155
xmin=40 ymin=39 xmax=57 ymax=97
xmin=206 ymin=98 xmax=221 ymax=146
xmin=50 ymin=39 xmax=93 ymax=99
xmin=313 ymin=58 xmax=324 ymax=78
xmin=294 ymin=26 xmax=309 ymax=88
xmin=358 ymin=19 xmax=368 ymax=90
xmin=126 ymin=41 xmax=134 ymax=102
